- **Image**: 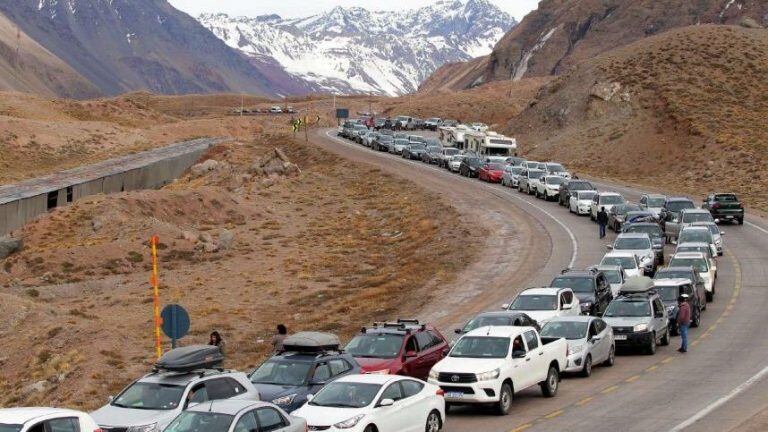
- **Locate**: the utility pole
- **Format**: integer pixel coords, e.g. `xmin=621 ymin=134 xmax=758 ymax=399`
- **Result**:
xmin=240 ymin=93 xmax=244 ymax=117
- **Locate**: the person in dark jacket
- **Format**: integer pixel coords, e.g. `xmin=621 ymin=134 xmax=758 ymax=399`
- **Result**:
xmin=597 ymin=207 xmax=609 ymax=239
xmin=272 ymin=324 xmax=288 ymax=352
xmin=677 ymin=295 xmax=691 ymax=353
xmin=209 ymin=331 xmax=226 ymax=356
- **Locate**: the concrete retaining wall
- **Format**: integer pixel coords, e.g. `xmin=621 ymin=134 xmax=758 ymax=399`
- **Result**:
xmin=0 ymin=138 xmax=225 ymax=236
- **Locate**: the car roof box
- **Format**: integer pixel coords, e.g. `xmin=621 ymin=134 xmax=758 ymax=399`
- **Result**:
xmin=155 ymin=345 xmax=223 ymax=372
xmin=282 ymin=332 xmax=341 ymax=353
xmin=620 ymin=276 xmax=655 ymax=294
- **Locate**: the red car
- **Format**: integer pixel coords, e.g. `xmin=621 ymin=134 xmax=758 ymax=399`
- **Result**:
xmin=478 ymin=162 xmax=505 ymax=183
xmin=344 ymin=319 xmax=449 ymax=380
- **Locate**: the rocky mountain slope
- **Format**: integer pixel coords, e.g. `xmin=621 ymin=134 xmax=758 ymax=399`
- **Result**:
xmin=423 ymin=0 xmax=768 ymax=91
xmin=0 ymin=0 xmax=295 ymax=96
xmin=199 ymin=0 xmax=516 ymax=96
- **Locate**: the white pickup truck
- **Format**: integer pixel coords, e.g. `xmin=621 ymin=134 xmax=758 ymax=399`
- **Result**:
xmin=427 ymin=326 xmax=567 ymax=415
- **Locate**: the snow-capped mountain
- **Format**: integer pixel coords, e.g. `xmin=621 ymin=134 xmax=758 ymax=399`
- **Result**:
xmin=198 ymin=0 xmax=516 ymax=96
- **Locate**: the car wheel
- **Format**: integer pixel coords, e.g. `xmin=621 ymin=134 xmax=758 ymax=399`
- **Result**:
xmin=692 ymin=306 xmax=701 ymax=328
xmin=425 ymin=410 xmax=441 ymax=432
xmin=738 ymin=217 xmax=744 ymax=225
xmin=706 ymin=287 xmax=714 ymax=302
xmin=496 ymin=382 xmax=513 ymax=415
xmin=580 ymin=355 xmax=593 ymax=378
xmin=603 ymin=345 xmax=616 ymax=367
xmin=540 ymin=366 xmax=559 ymax=397
xmin=364 ymin=425 xmax=376 ymax=432
xmin=660 ymin=327 xmax=670 ymax=346
xmin=646 ymin=333 xmax=657 ymax=355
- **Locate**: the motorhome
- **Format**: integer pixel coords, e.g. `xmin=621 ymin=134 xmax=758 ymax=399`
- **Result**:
xmin=465 ymin=130 xmax=518 ymax=157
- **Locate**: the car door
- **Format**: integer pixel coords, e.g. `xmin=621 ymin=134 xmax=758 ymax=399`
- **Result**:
xmin=233 ymin=411 xmax=259 ymax=432
xmin=569 ymin=194 xmax=577 ymax=212
xmin=255 ymin=407 xmax=293 ymax=432
xmin=400 ymin=335 xmax=421 ymax=377
xmin=652 ymin=298 xmax=666 ymax=337
xmin=26 ymin=417 xmax=80 ymax=432
xmin=511 ymin=335 xmax=534 ymax=390
xmin=524 ymin=330 xmax=547 ymax=384
xmin=412 ymin=332 xmax=440 ymax=380
xmin=399 ymin=380 xmax=430 ymax=432
xmin=376 ymin=382 xmax=407 ymax=431
xmin=590 ymin=319 xmax=609 ymax=362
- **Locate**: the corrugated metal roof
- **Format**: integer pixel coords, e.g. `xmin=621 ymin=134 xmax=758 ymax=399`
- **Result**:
xmin=0 ymin=138 xmax=225 ymax=205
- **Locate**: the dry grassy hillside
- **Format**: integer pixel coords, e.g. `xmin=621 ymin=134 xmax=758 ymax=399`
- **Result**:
xmin=508 ymin=25 xmax=768 ymax=210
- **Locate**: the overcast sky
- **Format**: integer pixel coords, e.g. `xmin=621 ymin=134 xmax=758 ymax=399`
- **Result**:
xmin=168 ymin=0 xmax=541 ymax=21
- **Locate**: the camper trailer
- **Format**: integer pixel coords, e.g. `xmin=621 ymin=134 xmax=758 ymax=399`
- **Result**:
xmin=465 ymin=131 xmax=518 ymax=157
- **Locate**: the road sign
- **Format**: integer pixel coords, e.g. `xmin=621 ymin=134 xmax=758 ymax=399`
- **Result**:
xmin=161 ymin=304 xmax=190 ymax=348
xmin=336 ymin=108 xmax=349 ymax=119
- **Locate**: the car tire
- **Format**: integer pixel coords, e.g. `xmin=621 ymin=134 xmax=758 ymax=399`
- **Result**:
xmin=738 ymin=217 xmax=744 ymax=225
xmin=580 ymin=355 xmax=593 ymax=378
xmin=692 ymin=306 xmax=701 ymax=328
xmin=706 ymin=288 xmax=714 ymax=302
xmin=646 ymin=333 xmax=657 ymax=355
xmin=364 ymin=425 xmax=377 ymax=432
xmin=496 ymin=382 xmax=513 ymax=415
xmin=603 ymin=345 xmax=616 ymax=367
xmin=660 ymin=327 xmax=670 ymax=346
xmin=540 ymin=366 xmax=559 ymax=397
xmin=425 ymin=410 xmax=441 ymax=432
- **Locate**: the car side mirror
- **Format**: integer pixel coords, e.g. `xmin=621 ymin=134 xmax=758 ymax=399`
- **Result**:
xmin=562 ymin=303 xmax=572 ymax=310
xmin=512 ymin=350 xmax=526 ymax=359
xmin=404 ymin=350 xmax=418 ymax=359
xmin=108 ymin=395 xmax=115 ymax=403
xmin=720 ymin=231 xmax=725 ymax=236
xmin=501 ymin=303 xmax=510 ymax=310
xmin=606 ymin=244 xmax=614 ymax=250
xmin=309 ymin=379 xmax=327 ymax=386
xmin=454 ymin=328 xmax=462 ymax=334
xmin=378 ymin=398 xmax=395 ymax=407
xmin=306 ymin=394 xmax=314 ymax=402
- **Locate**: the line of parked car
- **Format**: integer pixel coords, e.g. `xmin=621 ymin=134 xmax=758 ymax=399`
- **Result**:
xmin=2 ymin=123 xmax=746 ymax=432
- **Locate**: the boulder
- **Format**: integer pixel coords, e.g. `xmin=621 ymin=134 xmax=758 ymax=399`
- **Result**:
xmin=0 ymin=236 xmax=22 ymax=259
xmin=590 ymin=81 xmax=622 ymax=101
xmin=740 ymin=17 xmax=762 ymax=29
xmin=218 ymin=230 xmax=234 ymax=250
xmin=23 ymin=380 xmax=47 ymax=395
xmin=190 ymin=159 xmax=219 ymax=177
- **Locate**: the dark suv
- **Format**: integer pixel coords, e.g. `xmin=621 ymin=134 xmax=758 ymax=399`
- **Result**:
xmin=345 ymin=319 xmax=448 ymax=380
xmin=654 ymin=266 xmax=707 ymax=311
xmin=550 ymin=269 xmax=613 ymax=316
xmin=558 ymin=180 xmax=596 ymax=206
xmin=702 ymin=193 xmax=744 ymax=225
xmin=459 ymin=156 xmax=483 ymax=178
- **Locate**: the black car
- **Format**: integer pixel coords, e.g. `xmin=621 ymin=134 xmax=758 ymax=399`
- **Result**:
xmin=550 ymin=269 xmax=613 ymax=316
xmin=374 ymin=118 xmax=390 ymax=130
xmin=623 ymin=222 xmax=665 ymax=264
xmin=653 ymin=266 xmax=707 ymax=311
xmin=702 ymin=193 xmax=744 ymax=224
xmin=454 ymin=311 xmax=541 ymax=338
xmin=421 ymin=146 xmax=443 ymax=164
xmin=608 ymin=204 xmax=643 ymax=232
xmin=459 ymin=157 xmax=483 ymax=177
xmin=373 ymin=134 xmax=394 ymax=152
xmin=654 ymin=279 xmax=702 ymax=333
xmin=659 ymin=197 xmax=696 ymax=234
xmin=558 ymin=180 xmax=596 ymax=206
xmin=402 ymin=143 xmax=427 ymax=160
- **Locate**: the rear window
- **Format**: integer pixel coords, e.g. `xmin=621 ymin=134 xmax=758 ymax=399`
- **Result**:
xmin=714 ymin=194 xmax=738 ymax=202
xmin=666 ymin=200 xmax=695 ymax=212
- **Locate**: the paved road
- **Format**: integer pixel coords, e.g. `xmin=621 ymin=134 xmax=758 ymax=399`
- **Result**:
xmin=311 ymin=129 xmax=768 ymax=432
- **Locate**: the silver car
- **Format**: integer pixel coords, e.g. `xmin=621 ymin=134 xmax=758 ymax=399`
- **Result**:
xmin=689 ymin=221 xmax=724 ymax=256
xmin=501 ymin=165 xmax=523 ymax=187
xmin=91 ymin=370 xmax=260 ymax=432
xmin=163 ymin=400 xmax=306 ymax=432
xmin=603 ymin=277 xmax=670 ymax=355
xmin=639 ymin=194 xmax=667 ymax=218
xmin=541 ymin=316 xmax=615 ymax=377
xmin=677 ymin=226 xmax=717 ymax=257
xmin=608 ymin=233 xmax=656 ymax=275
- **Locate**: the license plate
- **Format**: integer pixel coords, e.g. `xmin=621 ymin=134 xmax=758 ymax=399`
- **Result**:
xmin=724 ymin=216 xmax=733 ymax=219
xmin=615 ymin=335 xmax=627 ymax=340
xmin=446 ymin=392 xmax=464 ymax=398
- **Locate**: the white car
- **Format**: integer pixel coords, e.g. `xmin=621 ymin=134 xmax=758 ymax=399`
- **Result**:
xmin=600 ymin=251 xmax=644 ymax=278
xmin=269 ymin=106 xmax=283 ymax=113
xmin=544 ymin=162 xmax=571 ymax=179
xmin=678 ymin=226 xmax=718 ymax=257
xmin=535 ymin=175 xmax=566 ymax=201
xmin=503 ymin=287 xmax=581 ymax=323
xmin=609 ymin=233 xmax=656 ymax=275
xmin=501 ymin=165 xmax=523 ymax=187
xmin=590 ymin=192 xmax=627 ymax=221
xmin=668 ymin=252 xmax=716 ymax=301
xmin=570 ymin=190 xmax=597 ymax=215
xmin=164 ymin=400 xmax=306 ymax=432
xmin=540 ymin=316 xmax=615 ymax=377
xmin=293 ymin=374 xmax=445 ymax=432
xmin=470 ymin=122 xmax=488 ymax=132
xmin=690 ymin=221 xmax=724 ymax=256
xmin=676 ymin=242 xmax=718 ymax=275
xmin=639 ymin=194 xmax=667 ymax=218
xmin=447 ymin=155 xmax=465 ymax=172
xmin=524 ymin=160 xmax=542 ymax=170
xmin=0 ymin=408 xmax=100 ymax=432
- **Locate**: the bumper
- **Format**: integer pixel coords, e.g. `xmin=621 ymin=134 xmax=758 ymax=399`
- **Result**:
xmin=613 ymin=331 xmax=653 ymax=347
xmin=712 ymin=212 xmax=743 ymax=221
xmin=429 ymin=378 xmax=500 ymax=404
xmin=564 ymin=353 xmax=587 ymax=373
xmin=577 ymin=205 xmax=590 ymax=214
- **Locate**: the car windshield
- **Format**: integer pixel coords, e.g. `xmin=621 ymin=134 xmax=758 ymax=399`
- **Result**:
xmin=450 ymin=337 xmax=510 ymax=358
xmin=379 ymin=136 xmax=393 ymax=142
xmin=604 ymin=300 xmax=651 ymax=317
xmin=468 ymin=158 xmax=483 ymax=166
xmin=250 ymin=360 xmax=312 ymax=386
xmin=164 ymin=412 xmax=234 ymax=432
xmin=570 ymin=182 xmax=594 ymax=191
xmin=0 ymin=425 xmax=22 ymax=432
xmin=529 ymin=171 xmax=545 ymax=179
xmin=309 ymin=382 xmax=381 ymax=408
xmin=444 ymin=148 xmax=459 ymax=155
xmin=669 ymin=258 xmax=708 ymax=272
xmin=394 ymin=139 xmax=409 ymax=145
xmin=601 ymin=256 xmax=636 ymax=270
xmin=715 ymin=194 xmax=738 ymax=202
xmin=614 ymin=237 xmax=651 ymax=250
xmin=703 ymin=225 xmax=720 ymax=235
xmin=551 ymin=277 xmax=594 ymax=293
xmin=578 ymin=191 xmax=597 ymax=200
xmin=656 ymin=286 xmax=680 ymax=302
xmin=546 ymin=176 xmax=565 ymax=185
xmin=452 ymin=155 xmax=466 ymax=161
xmin=487 ymin=163 xmax=504 ymax=170
xmin=462 ymin=316 xmax=515 ymax=333
xmin=112 ymin=382 xmax=185 ymax=410
xmin=615 ymin=204 xmax=642 ymax=214
xmin=409 ymin=144 xmax=426 ymax=151
xmin=666 ymin=201 xmax=695 ymax=212
xmin=541 ymin=321 xmax=588 ymax=340
xmin=646 ymin=197 xmax=666 ymax=207
xmin=624 ymin=225 xmax=663 ymax=237
xmin=510 ymin=294 xmax=557 ymax=310
xmin=655 ymin=270 xmax=693 ymax=281
xmin=345 ymin=334 xmax=404 ymax=359
xmin=509 ymin=167 xmax=523 ymax=174
xmin=547 ymin=164 xmax=566 ymax=172
xmin=679 ymin=230 xmax=712 ymax=244
xmin=682 ymin=212 xmax=713 ymax=223
xmin=677 ymin=245 xmax=708 ymax=255
xmin=601 ymin=195 xmax=625 ymax=205
xmin=602 ymin=270 xmax=622 ymax=284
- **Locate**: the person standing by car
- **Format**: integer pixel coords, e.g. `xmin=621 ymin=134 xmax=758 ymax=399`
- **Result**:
xmin=272 ymin=324 xmax=288 ymax=352
xmin=677 ymin=295 xmax=691 ymax=353
xmin=209 ymin=331 xmax=226 ymax=355
xmin=597 ymin=207 xmax=609 ymax=239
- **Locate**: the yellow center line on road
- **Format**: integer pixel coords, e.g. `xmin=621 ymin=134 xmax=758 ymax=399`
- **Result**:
xmin=661 ymin=357 xmax=675 ymax=364
xmin=690 ymin=340 xmax=700 ymax=347
xmin=575 ymin=396 xmax=594 ymax=406
xmin=601 ymin=385 xmax=620 ymax=394
xmin=625 ymin=375 xmax=641 ymax=383
xmin=509 ymin=423 xmax=532 ymax=432
xmin=544 ymin=410 xmax=564 ymax=419
xmin=646 ymin=365 xmax=659 ymax=372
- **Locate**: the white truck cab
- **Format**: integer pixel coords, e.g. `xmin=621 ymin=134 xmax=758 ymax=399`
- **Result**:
xmin=503 ymin=287 xmax=581 ymax=324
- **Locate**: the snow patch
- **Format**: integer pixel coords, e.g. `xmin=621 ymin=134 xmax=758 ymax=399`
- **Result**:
xmin=512 ymin=26 xmax=558 ymax=81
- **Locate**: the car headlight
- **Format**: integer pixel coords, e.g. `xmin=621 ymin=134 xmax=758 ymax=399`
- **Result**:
xmin=570 ymin=345 xmax=584 ymax=354
xmin=127 ymin=424 xmax=157 ymax=432
xmin=633 ymin=324 xmax=648 ymax=332
xmin=715 ymin=239 xmax=722 ymax=246
xmin=272 ymin=394 xmax=297 ymax=406
xmin=428 ymin=369 xmax=439 ymax=380
xmin=334 ymin=414 xmax=366 ymax=429
xmin=476 ymin=368 xmax=501 ymax=381
xmin=367 ymin=369 xmax=390 ymax=375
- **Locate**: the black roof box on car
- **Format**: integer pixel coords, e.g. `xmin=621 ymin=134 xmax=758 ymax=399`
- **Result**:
xmin=155 ymin=345 xmax=224 ymax=373
xmin=282 ymin=332 xmax=341 ymax=353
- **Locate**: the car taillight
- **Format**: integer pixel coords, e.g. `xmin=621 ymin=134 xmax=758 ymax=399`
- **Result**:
xmin=436 ymin=388 xmax=445 ymax=397
xmin=737 ymin=203 xmax=743 ymax=209
xmin=94 ymin=429 xmax=104 ymax=432
xmin=712 ymin=203 xmax=720 ymax=210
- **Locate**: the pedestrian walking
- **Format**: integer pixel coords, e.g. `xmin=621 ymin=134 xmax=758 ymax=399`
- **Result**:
xmin=677 ymin=295 xmax=691 ymax=353
xmin=272 ymin=324 xmax=288 ymax=353
xmin=209 ymin=330 xmax=226 ymax=356
xmin=597 ymin=206 xmax=609 ymax=239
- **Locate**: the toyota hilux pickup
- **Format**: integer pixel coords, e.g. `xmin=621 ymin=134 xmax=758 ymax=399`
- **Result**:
xmin=702 ymin=193 xmax=744 ymax=225
xmin=428 ymin=326 xmax=566 ymax=415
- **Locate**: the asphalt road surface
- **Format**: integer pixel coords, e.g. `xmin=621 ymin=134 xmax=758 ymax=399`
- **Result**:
xmin=311 ymin=129 xmax=768 ymax=432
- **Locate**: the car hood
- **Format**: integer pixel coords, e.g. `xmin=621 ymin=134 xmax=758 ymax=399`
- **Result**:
xmin=603 ymin=316 xmax=651 ymax=327
xmin=433 ymin=356 xmax=505 ymax=374
xmin=615 ymin=249 xmax=653 ymax=259
xmin=354 ymin=357 xmax=396 ymax=373
xmin=254 ymin=383 xmax=306 ymax=403
xmin=575 ymin=293 xmax=596 ymax=304
xmin=508 ymin=309 xmax=560 ymax=323
xmin=567 ymin=339 xmax=587 ymax=352
xmin=293 ymin=404 xmax=364 ymax=427
xmin=90 ymin=404 xmax=177 ymax=428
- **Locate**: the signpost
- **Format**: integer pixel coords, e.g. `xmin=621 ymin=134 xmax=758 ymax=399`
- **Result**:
xmin=149 ymin=235 xmax=162 ymax=360
xmin=161 ymin=304 xmax=191 ymax=349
